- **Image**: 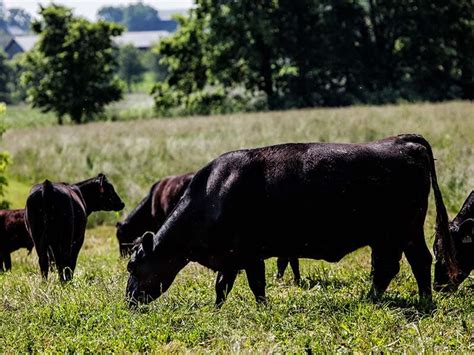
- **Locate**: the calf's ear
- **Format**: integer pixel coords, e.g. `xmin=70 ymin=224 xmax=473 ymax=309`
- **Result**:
xmin=141 ymin=231 xmax=154 ymax=254
xmin=459 ymin=219 xmax=474 ymax=244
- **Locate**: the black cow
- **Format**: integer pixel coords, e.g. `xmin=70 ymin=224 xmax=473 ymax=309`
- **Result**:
xmin=118 ymin=172 xmax=299 ymax=306
xmin=26 ymin=173 xmax=124 ymax=282
xmin=116 ymin=173 xmax=194 ymax=257
xmin=126 ymin=134 xmax=457 ymax=307
xmin=434 ymin=191 xmax=473 ymax=291
xmin=0 ymin=209 xmax=33 ymax=271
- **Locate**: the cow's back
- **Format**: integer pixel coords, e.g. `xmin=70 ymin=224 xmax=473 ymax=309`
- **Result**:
xmin=26 ymin=182 xmax=87 ymax=254
xmin=183 ymin=135 xmax=433 ymax=264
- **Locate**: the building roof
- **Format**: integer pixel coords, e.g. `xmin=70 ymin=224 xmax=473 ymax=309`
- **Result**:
xmin=114 ymin=31 xmax=171 ymax=49
xmin=4 ymin=31 xmax=172 ymax=55
xmin=12 ymin=35 xmax=37 ymax=52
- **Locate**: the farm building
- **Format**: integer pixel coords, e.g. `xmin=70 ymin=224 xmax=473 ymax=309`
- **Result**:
xmin=2 ymin=30 xmax=171 ymax=58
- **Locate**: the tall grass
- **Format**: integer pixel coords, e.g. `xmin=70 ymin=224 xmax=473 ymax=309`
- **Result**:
xmin=0 ymin=101 xmax=472 ymax=351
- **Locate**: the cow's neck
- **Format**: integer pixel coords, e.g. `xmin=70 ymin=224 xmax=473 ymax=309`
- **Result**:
xmin=75 ymin=179 xmax=99 ymax=215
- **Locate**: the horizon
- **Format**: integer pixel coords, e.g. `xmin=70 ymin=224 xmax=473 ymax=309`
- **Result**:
xmin=3 ymin=0 xmax=193 ymax=20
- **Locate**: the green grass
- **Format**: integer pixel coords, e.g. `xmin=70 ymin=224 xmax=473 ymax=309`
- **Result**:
xmin=3 ymin=93 xmax=157 ymax=129
xmin=0 ymin=101 xmax=472 ymax=351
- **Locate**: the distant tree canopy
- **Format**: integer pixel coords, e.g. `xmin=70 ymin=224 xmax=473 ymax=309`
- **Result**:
xmin=97 ymin=3 xmax=177 ymax=32
xmin=0 ymin=49 xmax=11 ymax=103
xmin=0 ymin=5 xmax=32 ymax=35
xmin=6 ymin=8 xmax=32 ymax=33
xmin=21 ymin=5 xmax=124 ymax=124
xmin=153 ymin=0 xmax=474 ymax=115
xmin=118 ymin=44 xmax=146 ymax=92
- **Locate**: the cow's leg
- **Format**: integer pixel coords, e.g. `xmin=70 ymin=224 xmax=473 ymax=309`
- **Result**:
xmin=245 ymin=259 xmax=267 ymax=304
xmin=4 ymin=253 xmax=11 ymax=271
xmin=215 ymin=270 xmax=238 ymax=308
xmin=276 ymin=257 xmax=288 ymax=279
xmin=404 ymin=227 xmax=432 ymax=303
xmin=0 ymin=255 xmax=5 ymax=272
xmin=368 ymin=245 xmax=403 ymax=300
xmin=289 ymin=257 xmax=301 ymax=284
xmin=38 ymin=247 xmax=49 ymax=280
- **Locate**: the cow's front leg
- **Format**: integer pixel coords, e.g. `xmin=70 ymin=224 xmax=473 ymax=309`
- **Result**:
xmin=215 ymin=270 xmax=238 ymax=308
xmin=4 ymin=253 xmax=11 ymax=271
xmin=245 ymin=259 xmax=267 ymax=304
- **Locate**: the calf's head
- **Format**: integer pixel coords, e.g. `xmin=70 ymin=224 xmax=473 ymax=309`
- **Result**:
xmin=94 ymin=173 xmax=125 ymax=211
xmin=116 ymin=221 xmax=135 ymax=257
xmin=434 ymin=219 xmax=473 ymax=291
xmin=126 ymin=232 xmax=188 ymax=307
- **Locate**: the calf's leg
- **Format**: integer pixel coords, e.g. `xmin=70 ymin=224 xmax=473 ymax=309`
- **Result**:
xmin=215 ymin=270 xmax=238 ymax=308
xmin=368 ymin=245 xmax=403 ymax=300
xmin=245 ymin=259 xmax=267 ymax=304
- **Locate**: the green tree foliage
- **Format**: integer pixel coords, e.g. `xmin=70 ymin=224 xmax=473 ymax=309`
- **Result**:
xmin=0 ymin=49 xmax=11 ymax=103
xmin=7 ymin=8 xmax=32 ymax=33
xmin=97 ymin=3 xmax=177 ymax=32
xmin=21 ymin=5 xmax=124 ymax=124
xmin=118 ymin=44 xmax=145 ymax=92
xmin=153 ymin=0 xmax=474 ymax=115
xmin=0 ymin=103 xmax=10 ymax=209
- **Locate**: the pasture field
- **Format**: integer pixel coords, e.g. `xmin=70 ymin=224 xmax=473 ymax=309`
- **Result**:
xmin=0 ymin=101 xmax=473 ymax=352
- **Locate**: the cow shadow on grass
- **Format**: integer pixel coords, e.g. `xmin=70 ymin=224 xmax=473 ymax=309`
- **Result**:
xmin=294 ymin=275 xmax=436 ymax=319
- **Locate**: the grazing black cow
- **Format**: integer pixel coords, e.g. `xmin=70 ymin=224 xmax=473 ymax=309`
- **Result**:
xmin=116 ymin=173 xmax=194 ymax=257
xmin=0 ymin=209 xmax=33 ymax=271
xmin=118 ymin=172 xmax=299 ymax=305
xmin=434 ymin=191 xmax=473 ymax=291
xmin=26 ymin=173 xmax=124 ymax=282
xmin=126 ymin=134 xmax=457 ymax=307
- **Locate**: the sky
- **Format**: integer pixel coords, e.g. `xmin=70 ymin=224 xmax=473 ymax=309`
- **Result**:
xmin=3 ymin=0 xmax=193 ymax=19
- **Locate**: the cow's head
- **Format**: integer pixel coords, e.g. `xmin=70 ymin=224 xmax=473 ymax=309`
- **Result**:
xmin=126 ymin=231 xmax=189 ymax=307
xmin=434 ymin=218 xmax=473 ymax=291
xmin=116 ymin=221 xmax=135 ymax=257
xmin=95 ymin=173 xmax=125 ymax=211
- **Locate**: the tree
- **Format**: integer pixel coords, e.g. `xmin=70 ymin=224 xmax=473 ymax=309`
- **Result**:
xmin=0 ymin=49 xmax=11 ymax=103
xmin=0 ymin=103 xmax=10 ymax=208
xmin=153 ymin=0 xmax=473 ymax=115
xmin=97 ymin=6 xmax=124 ymax=23
xmin=118 ymin=44 xmax=145 ymax=92
xmin=7 ymin=8 xmax=32 ymax=33
xmin=21 ymin=5 xmax=124 ymax=124
xmin=97 ymin=3 xmax=177 ymax=32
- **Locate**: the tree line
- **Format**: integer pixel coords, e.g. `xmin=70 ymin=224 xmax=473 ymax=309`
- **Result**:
xmin=1 ymin=1 xmax=473 ymax=124
xmin=153 ymin=0 xmax=473 ymax=115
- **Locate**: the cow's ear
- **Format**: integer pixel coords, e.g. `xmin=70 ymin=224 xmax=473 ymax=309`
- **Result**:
xmin=459 ymin=219 xmax=474 ymax=244
xmin=98 ymin=173 xmax=105 ymax=185
xmin=141 ymin=231 xmax=154 ymax=254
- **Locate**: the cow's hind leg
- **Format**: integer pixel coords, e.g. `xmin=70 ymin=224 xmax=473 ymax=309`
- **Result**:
xmin=245 ymin=259 xmax=267 ymax=304
xmin=404 ymin=227 xmax=432 ymax=303
xmin=368 ymin=245 xmax=403 ymax=300
xmin=276 ymin=257 xmax=288 ymax=279
xmin=289 ymin=257 xmax=301 ymax=284
xmin=215 ymin=270 xmax=238 ymax=308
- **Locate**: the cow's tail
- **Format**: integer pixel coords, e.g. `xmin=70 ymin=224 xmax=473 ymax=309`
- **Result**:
xmin=401 ymin=134 xmax=459 ymax=278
